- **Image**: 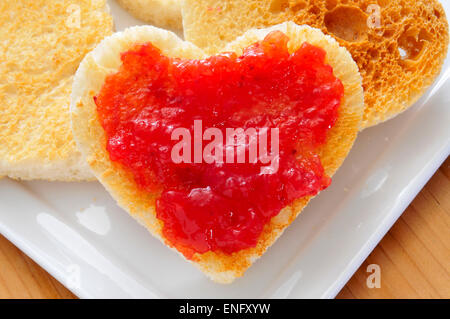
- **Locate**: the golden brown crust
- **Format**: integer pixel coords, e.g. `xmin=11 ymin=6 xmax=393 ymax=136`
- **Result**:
xmin=117 ymin=0 xmax=182 ymax=31
xmin=182 ymin=0 xmax=449 ymax=128
xmin=71 ymin=23 xmax=364 ymax=283
xmin=0 ymin=0 xmax=113 ymax=181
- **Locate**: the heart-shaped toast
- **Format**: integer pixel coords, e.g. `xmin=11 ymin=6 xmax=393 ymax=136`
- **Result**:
xmin=71 ymin=22 xmax=364 ymax=283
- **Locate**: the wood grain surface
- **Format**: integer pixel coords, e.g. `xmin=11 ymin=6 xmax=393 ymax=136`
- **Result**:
xmin=0 ymin=157 xmax=448 ymax=299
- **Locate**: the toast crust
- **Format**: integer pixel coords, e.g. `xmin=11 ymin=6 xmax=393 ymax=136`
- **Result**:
xmin=71 ymin=23 xmax=364 ymax=283
xmin=0 ymin=0 xmax=113 ymax=181
xmin=182 ymin=0 xmax=449 ymax=128
xmin=117 ymin=0 xmax=182 ymax=31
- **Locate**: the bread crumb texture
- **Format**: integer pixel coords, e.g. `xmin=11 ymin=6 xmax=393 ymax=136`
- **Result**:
xmin=0 ymin=0 xmax=113 ymax=181
xmin=117 ymin=0 xmax=182 ymax=30
xmin=71 ymin=23 xmax=364 ymax=283
xmin=182 ymin=0 xmax=449 ymax=128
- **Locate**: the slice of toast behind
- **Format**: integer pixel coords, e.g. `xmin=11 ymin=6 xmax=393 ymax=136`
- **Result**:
xmin=71 ymin=23 xmax=364 ymax=283
xmin=0 ymin=0 xmax=113 ymax=181
xmin=182 ymin=0 xmax=449 ymax=128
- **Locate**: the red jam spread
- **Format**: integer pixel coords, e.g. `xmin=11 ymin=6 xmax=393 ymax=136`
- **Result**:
xmin=95 ymin=31 xmax=344 ymax=258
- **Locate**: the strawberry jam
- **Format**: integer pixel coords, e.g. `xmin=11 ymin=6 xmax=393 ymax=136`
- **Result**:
xmin=95 ymin=31 xmax=344 ymax=258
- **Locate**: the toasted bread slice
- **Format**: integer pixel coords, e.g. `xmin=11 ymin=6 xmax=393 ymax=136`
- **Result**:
xmin=182 ymin=0 xmax=449 ymax=128
xmin=71 ymin=22 xmax=364 ymax=283
xmin=117 ymin=0 xmax=182 ymax=30
xmin=0 ymin=0 xmax=113 ymax=181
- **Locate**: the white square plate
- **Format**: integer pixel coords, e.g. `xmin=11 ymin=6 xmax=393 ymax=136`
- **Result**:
xmin=0 ymin=1 xmax=449 ymax=299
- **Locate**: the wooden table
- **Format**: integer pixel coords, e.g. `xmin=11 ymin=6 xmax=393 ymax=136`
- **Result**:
xmin=0 ymin=157 xmax=448 ymax=299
